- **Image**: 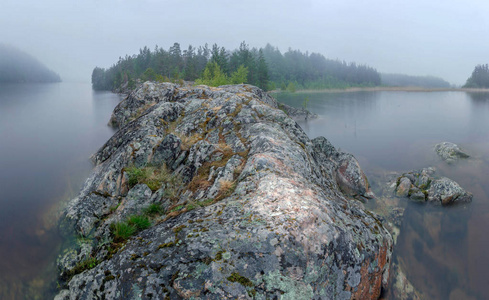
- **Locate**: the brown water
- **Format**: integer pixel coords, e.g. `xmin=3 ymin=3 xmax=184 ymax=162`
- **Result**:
xmin=0 ymin=82 xmax=121 ymax=299
xmin=276 ymin=91 xmax=489 ymax=299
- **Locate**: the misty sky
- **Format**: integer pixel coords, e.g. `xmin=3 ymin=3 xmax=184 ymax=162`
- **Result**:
xmin=1 ymin=0 xmax=488 ymax=85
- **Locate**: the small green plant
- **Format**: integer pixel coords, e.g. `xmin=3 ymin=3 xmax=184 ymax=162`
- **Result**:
xmin=185 ymin=203 xmax=198 ymax=211
xmin=199 ymin=198 xmax=214 ymax=207
xmin=302 ymin=96 xmax=310 ymax=110
xmin=127 ymin=215 xmax=151 ymax=230
xmin=170 ymin=205 xmax=184 ymax=212
xmin=143 ymin=203 xmax=164 ymax=216
xmin=109 ymin=203 xmax=120 ymax=213
xmin=126 ymin=167 xmax=146 ymax=187
xmin=66 ymin=256 xmax=99 ymax=280
xmin=111 ymin=222 xmax=136 ymax=242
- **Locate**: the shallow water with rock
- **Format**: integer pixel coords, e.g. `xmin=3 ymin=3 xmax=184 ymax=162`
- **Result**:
xmin=276 ymin=90 xmax=489 ymax=299
xmin=0 ymin=82 xmax=121 ymax=299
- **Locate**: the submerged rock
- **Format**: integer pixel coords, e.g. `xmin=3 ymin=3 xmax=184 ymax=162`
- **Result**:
xmin=388 ymin=261 xmax=422 ymax=300
xmin=394 ymin=167 xmax=472 ymax=205
xmin=277 ymin=102 xmax=318 ymax=121
xmin=57 ymin=82 xmax=392 ymax=299
xmin=434 ymin=142 xmax=470 ymax=163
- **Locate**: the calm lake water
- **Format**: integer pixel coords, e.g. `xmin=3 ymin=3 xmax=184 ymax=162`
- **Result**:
xmin=0 ymin=82 xmax=121 ymax=299
xmin=1 ymin=85 xmax=487 ymax=299
xmin=276 ymin=91 xmax=489 ymax=300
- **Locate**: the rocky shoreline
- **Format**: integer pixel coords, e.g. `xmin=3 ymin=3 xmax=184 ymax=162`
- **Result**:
xmin=55 ymin=82 xmax=393 ymax=299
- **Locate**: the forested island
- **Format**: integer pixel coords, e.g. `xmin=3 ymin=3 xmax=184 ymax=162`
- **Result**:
xmin=0 ymin=44 xmax=61 ymax=83
xmin=463 ymin=64 xmax=489 ymax=88
xmin=381 ymin=73 xmax=451 ymax=88
xmin=91 ymin=42 xmax=381 ymax=92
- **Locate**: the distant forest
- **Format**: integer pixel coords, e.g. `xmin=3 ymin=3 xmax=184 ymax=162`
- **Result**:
xmin=463 ymin=64 xmax=489 ymax=88
xmin=0 ymin=44 xmax=61 ymax=83
xmin=381 ymin=73 xmax=451 ymax=88
xmin=91 ymin=42 xmax=381 ymax=91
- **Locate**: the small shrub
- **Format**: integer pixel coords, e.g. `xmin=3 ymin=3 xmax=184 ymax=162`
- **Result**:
xmin=127 ymin=215 xmax=151 ymax=230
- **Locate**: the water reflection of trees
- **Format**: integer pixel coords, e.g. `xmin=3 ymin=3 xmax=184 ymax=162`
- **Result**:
xmin=467 ymin=92 xmax=489 ymax=104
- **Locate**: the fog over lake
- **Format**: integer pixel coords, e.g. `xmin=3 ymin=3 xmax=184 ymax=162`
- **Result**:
xmin=1 ymin=0 xmax=489 ymax=84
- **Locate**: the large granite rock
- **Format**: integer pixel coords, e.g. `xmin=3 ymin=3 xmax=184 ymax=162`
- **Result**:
xmin=434 ymin=142 xmax=470 ymax=163
xmin=57 ymin=82 xmax=392 ymax=299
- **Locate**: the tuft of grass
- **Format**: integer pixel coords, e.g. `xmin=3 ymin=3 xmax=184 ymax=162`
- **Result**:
xmin=126 ymin=167 xmax=146 ymax=187
xmin=64 ymin=256 xmax=99 ymax=281
xmin=215 ymin=179 xmax=236 ymax=201
xmin=199 ymin=198 xmax=214 ymax=207
xmin=185 ymin=202 xmax=198 ymax=211
xmin=111 ymin=222 xmax=136 ymax=242
xmin=170 ymin=205 xmax=184 ymax=212
xmin=109 ymin=203 xmax=121 ymax=213
xmin=143 ymin=203 xmax=164 ymax=216
xmin=217 ymin=142 xmax=233 ymax=156
xmin=127 ymin=215 xmax=151 ymax=230
xmin=179 ymin=133 xmax=202 ymax=151
xmin=125 ymin=164 xmax=175 ymax=192
xmin=219 ymin=179 xmax=234 ymax=192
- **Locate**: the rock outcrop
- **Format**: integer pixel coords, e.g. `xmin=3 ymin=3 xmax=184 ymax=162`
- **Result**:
xmin=394 ymin=168 xmax=472 ymax=205
xmin=434 ymin=142 xmax=470 ymax=163
xmin=277 ymin=102 xmax=317 ymax=121
xmin=56 ymin=82 xmax=392 ymax=299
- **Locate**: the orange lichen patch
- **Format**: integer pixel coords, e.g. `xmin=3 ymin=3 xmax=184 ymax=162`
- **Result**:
xmin=349 ymin=242 xmax=389 ymax=300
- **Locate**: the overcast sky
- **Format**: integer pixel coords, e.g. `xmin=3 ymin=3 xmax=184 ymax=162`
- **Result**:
xmin=1 ymin=0 xmax=488 ymax=85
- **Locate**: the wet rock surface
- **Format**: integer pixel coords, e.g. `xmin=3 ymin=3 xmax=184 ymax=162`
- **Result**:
xmin=56 ymin=82 xmax=392 ymax=299
xmin=434 ymin=142 xmax=470 ymax=163
xmin=277 ymin=102 xmax=318 ymax=121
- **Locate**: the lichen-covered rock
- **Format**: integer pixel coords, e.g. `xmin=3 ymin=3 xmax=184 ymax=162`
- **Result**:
xmin=427 ymin=177 xmax=473 ymax=205
xmin=57 ymin=83 xmax=392 ymax=299
xmin=394 ymin=168 xmax=472 ymax=206
xmin=313 ymin=136 xmax=374 ymax=200
xmin=434 ymin=142 xmax=470 ymax=163
xmin=396 ymin=177 xmax=412 ymax=198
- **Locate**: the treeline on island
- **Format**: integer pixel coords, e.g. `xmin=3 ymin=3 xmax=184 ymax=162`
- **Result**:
xmin=463 ymin=64 xmax=489 ymax=88
xmin=0 ymin=44 xmax=61 ymax=83
xmin=381 ymin=73 xmax=451 ymax=88
xmin=91 ymin=42 xmax=381 ymax=92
